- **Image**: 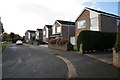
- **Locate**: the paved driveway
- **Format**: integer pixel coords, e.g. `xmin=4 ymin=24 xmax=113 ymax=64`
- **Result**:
xmin=30 ymin=44 xmax=120 ymax=78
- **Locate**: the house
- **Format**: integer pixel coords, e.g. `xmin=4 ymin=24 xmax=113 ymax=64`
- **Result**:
xmin=25 ymin=30 xmax=36 ymax=41
xmin=51 ymin=20 xmax=75 ymax=45
xmin=76 ymin=7 xmax=120 ymax=37
xmin=35 ymin=29 xmax=43 ymax=42
xmin=43 ymin=25 xmax=52 ymax=43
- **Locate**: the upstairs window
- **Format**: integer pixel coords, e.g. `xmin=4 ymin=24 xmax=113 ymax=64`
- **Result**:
xmin=43 ymin=30 xmax=45 ymax=35
xmin=77 ymin=20 xmax=86 ymax=29
xmin=90 ymin=17 xmax=98 ymax=27
xmin=57 ymin=26 xmax=61 ymax=33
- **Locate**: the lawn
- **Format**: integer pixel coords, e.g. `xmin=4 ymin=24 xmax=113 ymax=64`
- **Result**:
xmin=2 ymin=43 xmax=7 ymax=50
xmin=0 ymin=42 xmax=11 ymax=51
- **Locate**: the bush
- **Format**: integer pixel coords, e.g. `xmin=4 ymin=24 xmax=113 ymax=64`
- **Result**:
xmin=77 ymin=30 xmax=117 ymax=52
xmin=49 ymin=38 xmax=69 ymax=45
xmin=49 ymin=38 xmax=73 ymax=50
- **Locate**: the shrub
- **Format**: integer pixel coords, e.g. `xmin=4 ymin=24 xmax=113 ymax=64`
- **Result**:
xmin=114 ymin=23 xmax=120 ymax=51
xmin=49 ymin=38 xmax=73 ymax=50
xmin=49 ymin=38 xmax=69 ymax=45
xmin=77 ymin=30 xmax=117 ymax=52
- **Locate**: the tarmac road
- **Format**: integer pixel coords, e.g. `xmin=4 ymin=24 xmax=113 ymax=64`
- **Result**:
xmin=2 ymin=44 xmax=67 ymax=78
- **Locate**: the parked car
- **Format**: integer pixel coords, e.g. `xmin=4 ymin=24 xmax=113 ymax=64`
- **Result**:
xmin=16 ymin=40 xmax=23 ymax=45
xmin=26 ymin=40 xmax=33 ymax=44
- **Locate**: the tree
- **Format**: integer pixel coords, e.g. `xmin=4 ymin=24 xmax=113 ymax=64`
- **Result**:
xmin=2 ymin=23 xmax=4 ymax=33
xmin=2 ymin=32 xmax=8 ymax=41
xmin=0 ymin=21 xmax=4 ymax=34
xmin=9 ymin=32 xmax=15 ymax=43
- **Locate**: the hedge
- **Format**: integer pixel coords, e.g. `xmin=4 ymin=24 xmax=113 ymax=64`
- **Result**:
xmin=114 ymin=23 xmax=120 ymax=51
xmin=77 ymin=30 xmax=117 ymax=52
xmin=49 ymin=38 xmax=73 ymax=50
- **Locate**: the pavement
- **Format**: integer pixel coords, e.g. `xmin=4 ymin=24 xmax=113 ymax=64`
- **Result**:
xmin=29 ymin=44 xmax=120 ymax=78
xmin=84 ymin=51 xmax=113 ymax=64
xmin=2 ymin=44 xmax=67 ymax=78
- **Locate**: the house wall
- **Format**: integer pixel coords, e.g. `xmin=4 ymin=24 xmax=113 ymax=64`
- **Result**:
xmin=62 ymin=26 xmax=69 ymax=40
xmin=35 ymin=30 xmax=43 ymax=41
xmin=48 ymin=28 xmax=52 ymax=41
xmin=43 ymin=27 xmax=46 ymax=42
xmin=100 ymin=14 xmax=117 ymax=32
xmin=75 ymin=10 xmax=90 ymax=36
xmin=53 ymin=21 xmax=61 ymax=34
xmin=30 ymin=32 xmax=35 ymax=40
xmin=25 ymin=31 xmax=28 ymax=41
xmin=75 ymin=10 xmax=90 ymax=47
xmin=43 ymin=26 xmax=52 ymax=43
xmin=62 ymin=26 xmax=75 ymax=40
xmin=39 ymin=31 xmax=43 ymax=41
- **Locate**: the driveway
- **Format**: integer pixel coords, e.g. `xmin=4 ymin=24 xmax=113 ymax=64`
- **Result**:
xmin=2 ymin=44 xmax=67 ymax=78
xmin=30 ymin=44 xmax=120 ymax=78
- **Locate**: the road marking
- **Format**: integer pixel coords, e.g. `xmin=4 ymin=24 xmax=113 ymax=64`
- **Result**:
xmin=56 ymin=55 xmax=78 ymax=79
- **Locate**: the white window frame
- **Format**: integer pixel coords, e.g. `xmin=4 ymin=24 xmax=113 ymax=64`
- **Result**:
xmin=90 ymin=17 xmax=98 ymax=27
xmin=77 ymin=20 xmax=86 ymax=29
xmin=90 ymin=11 xmax=99 ymax=31
xmin=43 ymin=30 xmax=45 ymax=35
xmin=46 ymin=27 xmax=48 ymax=38
xmin=57 ymin=26 xmax=61 ymax=33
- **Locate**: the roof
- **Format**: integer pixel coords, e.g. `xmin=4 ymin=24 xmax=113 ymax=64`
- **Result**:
xmin=76 ymin=7 xmax=120 ymax=21
xmin=45 ymin=25 xmax=52 ymax=28
xmin=36 ymin=29 xmax=43 ymax=31
xmin=27 ymin=30 xmax=36 ymax=33
xmin=57 ymin=20 xmax=75 ymax=26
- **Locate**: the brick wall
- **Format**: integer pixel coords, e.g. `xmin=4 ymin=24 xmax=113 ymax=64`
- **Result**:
xmin=100 ymin=14 xmax=117 ymax=32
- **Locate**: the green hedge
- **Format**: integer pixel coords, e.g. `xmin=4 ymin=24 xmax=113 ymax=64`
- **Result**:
xmin=114 ymin=23 xmax=120 ymax=51
xmin=77 ymin=30 xmax=117 ymax=52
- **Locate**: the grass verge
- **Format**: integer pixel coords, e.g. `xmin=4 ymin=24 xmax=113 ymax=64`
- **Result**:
xmin=1 ymin=42 xmax=11 ymax=51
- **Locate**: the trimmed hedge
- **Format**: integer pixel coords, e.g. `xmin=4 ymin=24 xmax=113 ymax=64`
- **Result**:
xmin=77 ymin=30 xmax=117 ymax=52
xmin=49 ymin=38 xmax=73 ymax=50
xmin=114 ymin=23 xmax=120 ymax=51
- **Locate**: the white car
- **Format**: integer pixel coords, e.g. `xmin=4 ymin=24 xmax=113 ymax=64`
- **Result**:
xmin=16 ymin=40 xmax=23 ymax=45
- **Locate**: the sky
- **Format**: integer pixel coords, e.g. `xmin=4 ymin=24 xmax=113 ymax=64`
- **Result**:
xmin=0 ymin=0 xmax=120 ymax=36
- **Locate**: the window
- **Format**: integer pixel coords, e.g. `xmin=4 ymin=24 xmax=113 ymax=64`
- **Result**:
xmin=90 ymin=11 xmax=99 ymax=31
xmin=32 ymin=33 xmax=35 ymax=37
xmin=46 ymin=28 xmax=48 ymax=38
xmin=90 ymin=17 xmax=99 ymax=31
xmin=57 ymin=26 xmax=61 ymax=33
xmin=70 ymin=36 xmax=75 ymax=45
xmin=43 ymin=30 xmax=45 ymax=35
xmin=90 ymin=17 xmax=98 ymax=27
xmin=77 ymin=20 xmax=86 ymax=28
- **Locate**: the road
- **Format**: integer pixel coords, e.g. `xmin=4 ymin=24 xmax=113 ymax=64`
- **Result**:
xmin=2 ymin=44 xmax=67 ymax=78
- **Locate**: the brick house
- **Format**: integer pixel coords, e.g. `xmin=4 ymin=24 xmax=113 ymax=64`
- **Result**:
xmin=51 ymin=20 xmax=75 ymax=44
xmin=75 ymin=7 xmax=120 ymax=46
xmin=25 ymin=30 xmax=36 ymax=41
xmin=43 ymin=25 xmax=52 ymax=43
xmin=35 ymin=29 xmax=43 ymax=42
xmin=76 ymin=7 xmax=120 ymax=37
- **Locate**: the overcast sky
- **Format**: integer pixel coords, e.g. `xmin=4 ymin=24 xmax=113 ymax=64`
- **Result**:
xmin=0 ymin=0 xmax=119 ymax=36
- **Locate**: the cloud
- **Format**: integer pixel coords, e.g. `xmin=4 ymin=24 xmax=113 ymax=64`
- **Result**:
xmin=0 ymin=0 xmax=102 ymax=36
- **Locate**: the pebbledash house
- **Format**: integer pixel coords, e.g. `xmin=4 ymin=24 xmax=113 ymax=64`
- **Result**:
xmin=75 ymin=7 xmax=120 ymax=45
